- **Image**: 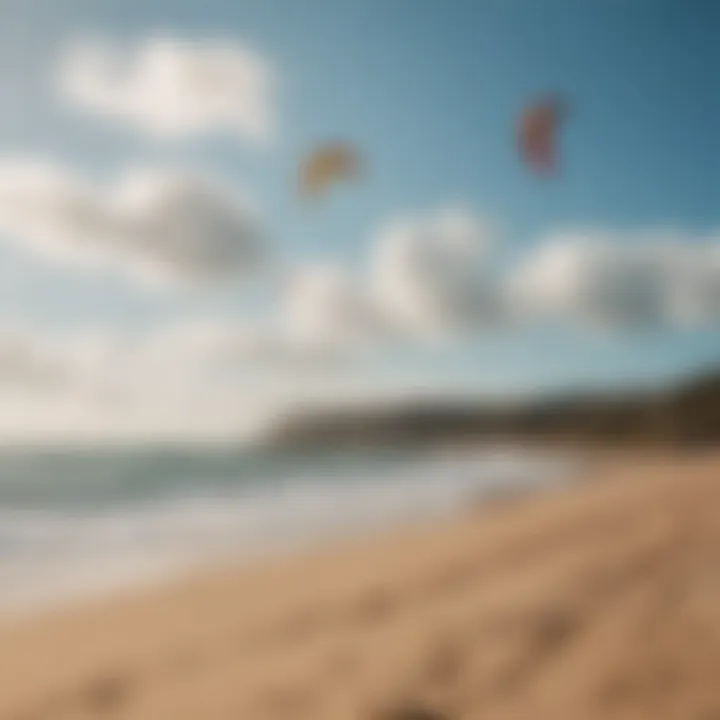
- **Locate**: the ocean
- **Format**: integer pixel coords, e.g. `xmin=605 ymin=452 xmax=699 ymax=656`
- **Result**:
xmin=0 ymin=445 xmax=577 ymax=615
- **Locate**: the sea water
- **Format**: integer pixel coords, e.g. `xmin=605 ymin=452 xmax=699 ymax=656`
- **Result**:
xmin=0 ymin=445 xmax=577 ymax=615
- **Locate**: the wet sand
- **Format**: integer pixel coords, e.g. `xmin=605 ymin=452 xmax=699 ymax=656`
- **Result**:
xmin=0 ymin=452 xmax=718 ymax=719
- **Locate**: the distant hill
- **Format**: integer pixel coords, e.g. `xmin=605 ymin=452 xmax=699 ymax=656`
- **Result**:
xmin=263 ymin=369 xmax=720 ymax=450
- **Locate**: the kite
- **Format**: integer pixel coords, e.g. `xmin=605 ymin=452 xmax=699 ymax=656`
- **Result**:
xmin=298 ymin=142 xmax=362 ymax=198
xmin=518 ymin=95 xmax=568 ymax=175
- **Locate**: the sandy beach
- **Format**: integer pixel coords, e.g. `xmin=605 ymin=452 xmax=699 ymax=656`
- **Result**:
xmin=1 ymin=451 xmax=718 ymax=719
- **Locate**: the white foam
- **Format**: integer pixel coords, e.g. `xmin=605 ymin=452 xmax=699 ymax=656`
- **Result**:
xmin=0 ymin=448 xmax=578 ymax=616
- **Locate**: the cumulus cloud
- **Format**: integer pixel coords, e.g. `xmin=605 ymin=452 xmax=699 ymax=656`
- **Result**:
xmin=0 ymin=348 xmax=265 ymax=442
xmin=280 ymin=264 xmax=391 ymax=351
xmin=508 ymin=231 xmax=720 ymax=331
xmin=0 ymin=316 xmax=353 ymax=441
xmin=662 ymin=240 xmax=720 ymax=326
xmin=58 ymin=36 xmax=274 ymax=143
xmin=370 ymin=208 xmax=502 ymax=338
xmin=251 ymin=208 xmax=503 ymax=353
xmin=0 ymin=159 xmax=267 ymax=286
xmin=145 ymin=316 xmax=347 ymax=374
xmin=345 ymin=213 xmax=720 ymax=341
xmin=0 ymin=222 xmax=718 ymax=442
xmin=0 ymin=323 xmax=69 ymax=391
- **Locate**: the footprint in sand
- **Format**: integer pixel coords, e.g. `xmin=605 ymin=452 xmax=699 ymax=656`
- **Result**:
xmin=354 ymin=587 xmax=398 ymax=624
xmin=373 ymin=705 xmax=450 ymax=720
xmin=418 ymin=632 xmax=467 ymax=688
xmin=81 ymin=670 xmax=134 ymax=713
xmin=254 ymin=684 xmax=318 ymax=717
xmin=325 ymin=645 xmax=361 ymax=679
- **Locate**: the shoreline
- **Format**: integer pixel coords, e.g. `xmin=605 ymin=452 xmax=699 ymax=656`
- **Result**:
xmin=0 ymin=446 xmax=582 ymax=623
xmin=1 ymin=451 xmax=717 ymax=718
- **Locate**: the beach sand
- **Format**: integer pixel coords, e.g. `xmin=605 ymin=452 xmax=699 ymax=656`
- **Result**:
xmin=1 ymin=452 xmax=718 ymax=719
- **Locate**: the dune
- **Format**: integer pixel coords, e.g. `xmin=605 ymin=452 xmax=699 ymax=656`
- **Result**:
xmin=1 ymin=452 xmax=719 ymax=719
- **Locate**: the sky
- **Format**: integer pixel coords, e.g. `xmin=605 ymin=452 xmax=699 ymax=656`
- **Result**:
xmin=0 ymin=0 xmax=716 ymax=441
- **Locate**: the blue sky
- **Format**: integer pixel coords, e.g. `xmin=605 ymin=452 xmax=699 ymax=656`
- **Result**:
xmin=0 ymin=0 xmax=716 ymax=438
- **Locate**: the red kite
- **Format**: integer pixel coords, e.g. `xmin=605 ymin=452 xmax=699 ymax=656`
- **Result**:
xmin=518 ymin=96 xmax=568 ymax=175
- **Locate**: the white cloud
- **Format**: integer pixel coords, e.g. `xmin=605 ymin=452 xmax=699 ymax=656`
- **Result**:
xmin=0 ymin=323 xmax=69 ymax=391
xmin=370 ymin=208 xmax=501 ymax=339
xmin=662 ymin=240 xmax=720 ymax=326
xmin=0 ymin=159 xmax=267 ymax=286
xmin=280 ymin=264 xmax=391 ymax=351
xmin=58 ymin=36 xmax=274 ymax=143
xmin=0 ymin=194 xmax=717 ymax=444
xmin=259 ymin=208 xmax=502 ymax=353
xmin=0 ymin=317 xmax=351 ymax=442
xmin=508 ymin=231 xmax=720 ymax=331
xmin=145 ymin=316 xmax=347 ymax=374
